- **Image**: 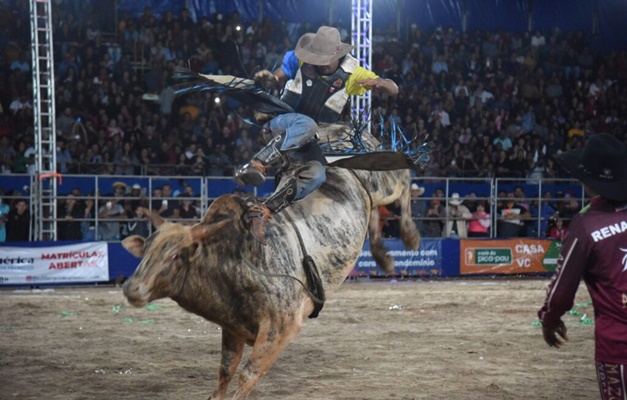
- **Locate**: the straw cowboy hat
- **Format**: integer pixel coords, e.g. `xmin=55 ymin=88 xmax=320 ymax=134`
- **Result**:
xmin=112 ymin=181 xmax=128 ymax=190
xmin=557 ymin=133 xmax=627 ymax=202
xmin=295 ymin=26 xmax=355 ymax=66
xmin=410 ymin=183 xmax=425 ymax=196
xmin=449 ymin=193 xmax=463 ymax=206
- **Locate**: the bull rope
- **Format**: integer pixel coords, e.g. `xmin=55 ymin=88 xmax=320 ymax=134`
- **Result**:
xmin=239 ymin=249 xmax=325 ymax=304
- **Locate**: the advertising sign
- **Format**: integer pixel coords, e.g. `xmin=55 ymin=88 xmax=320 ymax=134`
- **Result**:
xmin=354 ymin=239 xmax=442 ymax=276
xmin=460 ymin=239 xmax=560 ymax=275
xmin=0 ymin=242 xmax=109 ymax=285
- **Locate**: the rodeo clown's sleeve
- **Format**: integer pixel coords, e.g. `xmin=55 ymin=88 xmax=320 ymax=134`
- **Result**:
xmin=538 ymin=213 xmax=592 ymax=326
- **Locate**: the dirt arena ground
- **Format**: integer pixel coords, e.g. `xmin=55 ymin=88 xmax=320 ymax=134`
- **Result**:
xmin=0 ymin=278 xmax=598 ymax=400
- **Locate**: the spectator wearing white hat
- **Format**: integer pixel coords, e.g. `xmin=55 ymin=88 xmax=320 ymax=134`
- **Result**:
xmin=444 ymin=193 xmax=472 ymax=238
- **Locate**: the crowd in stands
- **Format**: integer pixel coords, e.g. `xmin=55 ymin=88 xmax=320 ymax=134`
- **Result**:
xmin=0 ymin=3 xmax=626 ymax=241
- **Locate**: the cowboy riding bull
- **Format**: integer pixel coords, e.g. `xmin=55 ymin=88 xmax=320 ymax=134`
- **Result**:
xmin=123 ymin=26 xmax=428 ymax=399
xmin=123 ymin=162 xmax=419 ymax=399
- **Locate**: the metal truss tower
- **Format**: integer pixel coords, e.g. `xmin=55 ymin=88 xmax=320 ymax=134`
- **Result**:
xmin=29 ymin=0 xmax=58 ymax=240
xmin=351 ymin=0 xmax=372 ymax=133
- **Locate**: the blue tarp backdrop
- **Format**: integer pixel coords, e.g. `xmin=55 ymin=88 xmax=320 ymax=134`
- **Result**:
xmin=117 ymin=0 xmax=627 ymax=50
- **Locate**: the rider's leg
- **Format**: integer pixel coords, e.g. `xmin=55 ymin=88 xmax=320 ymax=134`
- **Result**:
xmin=234 ymin=114 xmax=318 ymax=186
xmin=247 ymin=161 xmax=326 ymax=243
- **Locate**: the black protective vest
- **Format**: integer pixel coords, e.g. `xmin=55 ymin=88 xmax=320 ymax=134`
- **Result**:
xmin=281 ymin=54 xmax=358 ymax=123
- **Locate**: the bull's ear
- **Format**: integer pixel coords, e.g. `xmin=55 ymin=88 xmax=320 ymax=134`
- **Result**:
xmin=122 ymin=235 xmax=146 ymax=258
xmin=190 ymin=219 xmax=231 ymax=241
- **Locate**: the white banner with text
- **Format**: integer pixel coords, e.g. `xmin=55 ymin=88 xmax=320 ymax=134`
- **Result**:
xmin=0 ymin=242 xmax=109 ymax=285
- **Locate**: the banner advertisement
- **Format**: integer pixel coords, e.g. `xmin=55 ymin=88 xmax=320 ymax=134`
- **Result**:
xmin=0 ymin=242 xmax=109 ymax=285
xmin=460 ymin=239 xmax=561 ymax=275
xmin=354 ymin=239 xmax=442 ymax=277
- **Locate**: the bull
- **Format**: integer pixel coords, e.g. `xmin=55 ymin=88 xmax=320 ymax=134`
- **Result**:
xmin=122 ymin=167 xmax=418 ymax=399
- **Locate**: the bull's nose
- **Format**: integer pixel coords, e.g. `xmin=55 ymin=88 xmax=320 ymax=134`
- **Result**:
xmin=122 ymin=279 xmax=134 ymax=298
xmin=122 ymin=279 xmax=147 ymax=307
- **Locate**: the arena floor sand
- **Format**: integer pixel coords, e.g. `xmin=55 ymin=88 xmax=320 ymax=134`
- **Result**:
xmin=0 ymin=279 xmax=597 ymax=400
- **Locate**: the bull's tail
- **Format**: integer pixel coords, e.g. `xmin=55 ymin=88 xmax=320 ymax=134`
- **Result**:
xmin=398 ymin=185 xmax=420 ymax=250
xmin=368 ymin=207 xmax=395 ymax=275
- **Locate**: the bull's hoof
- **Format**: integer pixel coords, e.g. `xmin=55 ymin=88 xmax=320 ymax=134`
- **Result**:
xmin=380 ymin=255 xmax=395 ymax=275
xmin=405 ymin=232 xmax=420 ymax=250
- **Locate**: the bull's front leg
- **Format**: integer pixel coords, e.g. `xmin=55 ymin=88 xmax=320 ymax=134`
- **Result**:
xmin=231 ymin=318 xmax=302 ymax=400
xmin=209 ymin=330 xmax=245 ymax=400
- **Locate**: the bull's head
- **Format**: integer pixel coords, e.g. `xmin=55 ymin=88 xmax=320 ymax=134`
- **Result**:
xmin=121 ymin=210 xmax=231 ymax=307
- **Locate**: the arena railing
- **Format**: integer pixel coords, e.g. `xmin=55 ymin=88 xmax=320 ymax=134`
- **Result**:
xmin=0 ymin=174 xmax=585 ymax=241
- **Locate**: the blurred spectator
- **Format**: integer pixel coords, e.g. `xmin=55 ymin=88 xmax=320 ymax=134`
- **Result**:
xmin=122 ymin=205 xmax=151 ymax=238
xmin=97 ymin=197 xmax=126 ymax=241
xmin=468 ymin=201 xmax=491 ymax=238
xmin=81 ymin=197 xmax=96 ymax=241
xmin=444 ymin=193 xmax=472 ymax=238
xmin=156 ymin=183 xmax=180 ymax=219
xmin=112 ymin=181 xmax=128 ymax=199
xmin=6 ymin=198 xmax=30 ymax=241
xmin=530 ymin=192 xmax=557 ymax=237
xmin=424 ymin=196 xmax=445 ymax=237
xmin=56 ymin=107 xmax=76 ymax=137
xmin=125 ymin=183 xmax=148 ymax=211
xmin=0 ymin=193 xmax=11 ymax=242
xmin=178 ymin=193 xmax=198 ymax=222
xmin=548 ymin=218 xmax=569 ymax=241
xmin=497 ymin=193 xmax=530 ymax=237
xmin=57 ymin=194 xmax=83 ymax=240
xmin=377 ymin=204 xmax=396 ymax=238
xmin=556 ymin=196 xmax=581 ymax=227
xmin=383 ymin=200 xmax=401 ymax=238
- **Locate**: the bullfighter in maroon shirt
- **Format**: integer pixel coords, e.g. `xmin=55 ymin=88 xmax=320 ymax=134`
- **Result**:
xmin=538 ymin=133 xmax=627 ymax=400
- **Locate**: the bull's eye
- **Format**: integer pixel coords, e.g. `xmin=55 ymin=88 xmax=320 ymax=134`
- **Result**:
xmin=171 ymin=253 xmax=179 ymax=261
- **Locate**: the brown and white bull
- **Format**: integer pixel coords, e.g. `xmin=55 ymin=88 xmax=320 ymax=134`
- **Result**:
xmin=122 ymin=167 xmax=418 ymax=400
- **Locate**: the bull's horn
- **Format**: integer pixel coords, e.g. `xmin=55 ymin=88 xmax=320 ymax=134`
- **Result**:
xmin=140 ymin=207 xmax=165 ymax=229
xmin=190 ymin=219 xmax=231 ymax=241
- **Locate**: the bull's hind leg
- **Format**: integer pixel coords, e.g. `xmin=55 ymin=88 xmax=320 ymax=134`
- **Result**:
xmin=209 ymin=331 xmax=245 ymax=400
xmin=399 ymin=187 xmax=420 ymax=250
xmin=232 ymin=317 xmax=302 ymax=400
xmin=368 ymin=207 xmax=395 ymax=274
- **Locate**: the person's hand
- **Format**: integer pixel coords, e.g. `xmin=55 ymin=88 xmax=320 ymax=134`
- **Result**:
xmin=542 ymin=319 xmax=568 ymax=348
xmin=253 ymin=69 xmax=276 ymax=90
xmin=355 ymin=78 xmax=386 ymax=90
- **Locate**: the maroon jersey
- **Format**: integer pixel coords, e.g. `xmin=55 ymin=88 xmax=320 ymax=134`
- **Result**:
xmin=538 ymin=197 xmax=627 ymax=364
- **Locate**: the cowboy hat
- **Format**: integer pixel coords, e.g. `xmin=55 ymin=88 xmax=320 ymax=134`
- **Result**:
xmin=557 ymin=133 xmax=627 ymax=202
xmin=112 ymin=181 xmax=128 ymax=189
xmin=295 ymin=26 xmax=354 ymax=66
xmin=410 ymin=183 xmax=425 ymax=196
xmin=449 ymin=193 xmax=463 ymax=206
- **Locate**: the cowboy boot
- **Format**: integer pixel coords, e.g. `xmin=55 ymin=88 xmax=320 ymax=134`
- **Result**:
xmin=246 ymin=177 xmax=298 ymax=244
xmin=234 ymin=133 xmax=287 ymax=187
